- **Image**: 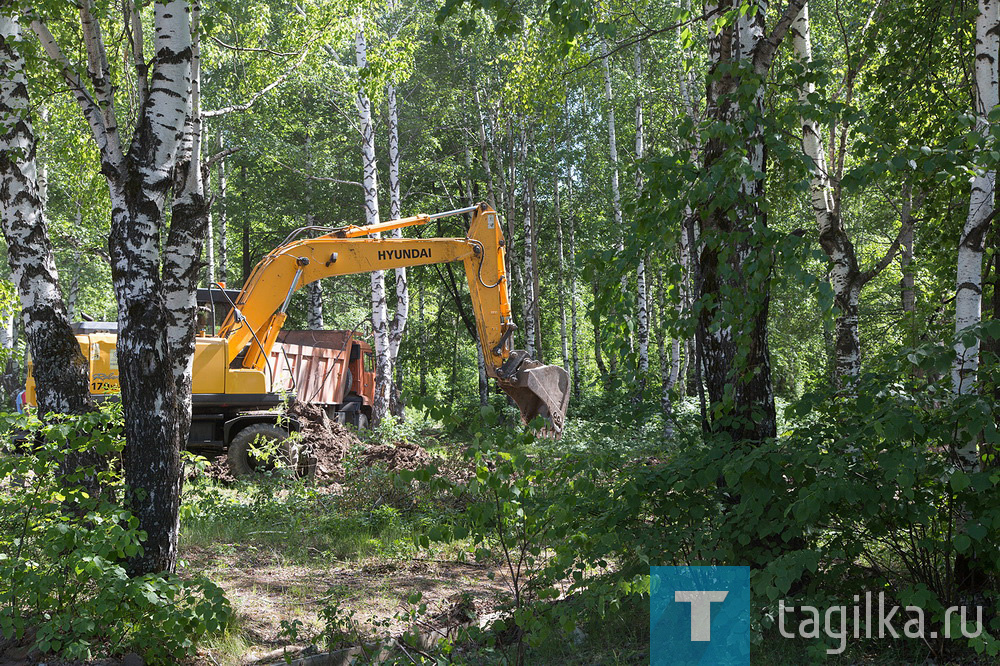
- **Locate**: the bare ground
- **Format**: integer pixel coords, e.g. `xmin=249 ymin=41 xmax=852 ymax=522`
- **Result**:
xmin=182 ymin=546 xmax=510 ymax=664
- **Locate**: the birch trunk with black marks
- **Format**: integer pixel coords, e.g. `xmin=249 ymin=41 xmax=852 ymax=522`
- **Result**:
xmin=474 ymin=88 xmax=498 ymax=211
xmin=635 ymin=44 xmax=649 ymax=384
xmin=793 ymin=4 xmax=918 ymax=388
xmin=0 ymin=14 xmax=91 ymax=416
xmin=953 ymin=0 xmax=999 ymax=466
xmin=791 ymin=3 xmax=862 ymax=387
xmin=304 ymin=132 xmax=324 ymax=328
xmin=555 ymin=177 xmax=569 ymax=373
xmin=601 ymin=39 xmax=624 ymax=257
xmin=900 ymin=220 xmax=915 ymax=317
xmin=32 ymin=0 xmax=194 ymax=574
xmin=387 ymin=81 xmax=409 ymax=417
xmin=168 ymin=2 xmax=210 ymax=432
xmin=698 ymin=0 xmax=806 ymax=443
xmin=519 ymin=126 xmax=537 ymax=358
xmin=601 ymin=38 xmax=625 ymax=376
xmin=355 ymin=24 xmax=391 ymax=425
xmin=567 ymin=168 xmax=580 ymax=395
xmin=954 ymin=0 xmax=1000 ymax=391
xmin=217 ymin=133 xmax=228 ymax=284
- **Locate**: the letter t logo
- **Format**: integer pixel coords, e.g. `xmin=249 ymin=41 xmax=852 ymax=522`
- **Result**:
xmin=675 ymin=590 xmax=729 ymax=641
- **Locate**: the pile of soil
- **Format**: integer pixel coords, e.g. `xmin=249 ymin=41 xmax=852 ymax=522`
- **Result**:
xmin=286 ymin=401 xmax=361 ymax=481
xmin=200 ymin=402 xmax=442 ymax=485
xmin=204 ymin=455 xmax=236 ymax=483
xmin=359 ymin=439 xmax=431 ymax=471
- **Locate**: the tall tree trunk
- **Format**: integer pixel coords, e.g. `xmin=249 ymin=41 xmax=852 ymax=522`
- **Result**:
xmin=601 ymin=39 xmax=625 ymax=376
xmin=657 ymin=269 xmax=677 ymax=437
xmin=356 ymin=22 xmax=391 ymax=426
xmin=476 ymin=342 xmax=488 ymax=406
xmin=418 ymin=279 xmax=427 ymax=397
xmin=165 ymin=1 xmax=209 ymax=485
xmin=0 ymin=14 xmax=92 ymax=416
xmin=953 ymin=0 xmax=999 ymax=466
xmin=567 ymin=172 xmax=580 ymax=396
xmin=204 ymin=135 xmax=216 ymax=286
xmin=241 ymin=166 xmax=250 ymax=283
xmin=474 ymin=88 xmax=498 ymax=211
xmin=601 ymin=39 xmax=624 ymax=258
xmin=519 ymin=126 xmax=537 ymax=357
xmin=791 ymin=3 xmax=863 ymax=388
xmin=217 ymin=133 xmax=228 ymax=285
xmin=555 ymin=176 xmax=569 ymax=373
xmin=635 ymin=44 xmax=649 ymax=387
xmin=698 ymin=0 xmax=805 ymax=442
xmin=33 ymin=0 xmax=198 ymax=574
xmin=304 ymin=132 xmax=324 ymax=328
xmin=387 ymin=81 xmax=408 ymax=418
xmin=592 ymin=276 xmax=609 ymax=384
xmin=528 ymin=174 xmax=542 ymax=358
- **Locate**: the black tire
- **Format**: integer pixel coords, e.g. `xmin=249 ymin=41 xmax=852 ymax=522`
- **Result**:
xmin=227 ymin=423 xmax=290 ymax=477
xmin=342 ymin=367 xmax=353 ymax=401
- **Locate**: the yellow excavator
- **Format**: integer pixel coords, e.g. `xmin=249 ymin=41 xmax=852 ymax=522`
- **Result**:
xmin=25 ymin=203 xmax=570 ymax=470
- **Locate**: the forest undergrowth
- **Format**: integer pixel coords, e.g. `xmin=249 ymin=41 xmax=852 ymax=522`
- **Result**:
xmin=2 ymin=340 xmax=1000 ymax=665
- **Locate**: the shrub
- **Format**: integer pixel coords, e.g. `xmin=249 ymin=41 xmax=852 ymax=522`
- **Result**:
xmin=0 ymin=406 xmax=231 ymax=663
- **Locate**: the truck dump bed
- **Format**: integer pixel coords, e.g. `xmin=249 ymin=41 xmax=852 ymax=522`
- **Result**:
xmin=270 ymin=330 xmax=354 ymax=406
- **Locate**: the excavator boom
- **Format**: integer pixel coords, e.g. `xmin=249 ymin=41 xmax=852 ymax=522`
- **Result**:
xmin=218 ymin=203 xmax=570 ymax=434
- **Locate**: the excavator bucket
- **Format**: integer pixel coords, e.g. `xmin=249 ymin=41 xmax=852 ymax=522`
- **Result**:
xmin=497 ymin=351 xmax=571 ymax=437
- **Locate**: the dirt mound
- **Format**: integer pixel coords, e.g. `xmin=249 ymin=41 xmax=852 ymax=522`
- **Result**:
xmin=200 ymin=402 xmax=439 ymax=484
xmin=204 ymin=455 xmax=236 ymax=483
xmin=360 ymin=439 xmax=431 ymax=471
xmin=287 ymin=401 xmax=361 ymax=481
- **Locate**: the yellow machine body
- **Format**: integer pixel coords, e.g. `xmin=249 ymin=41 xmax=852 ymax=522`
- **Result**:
xmin=25 ymin=204 xmax=569 ymax=433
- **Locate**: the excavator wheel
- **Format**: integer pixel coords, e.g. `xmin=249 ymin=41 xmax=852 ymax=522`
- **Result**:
xmin=227 ymin=423 xmax=314 ymax=480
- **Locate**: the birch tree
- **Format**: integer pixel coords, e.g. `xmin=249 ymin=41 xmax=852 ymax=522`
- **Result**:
xmin=355 ymin=20 xmax=393 ymax=425
xmin=697 ymin=0 xmax=806 ymax=442
xmin=634 ymin=44 xmax=649 ymax=385
xmin=0 ymin=12 xmax=91 ymax=416
xmin=386 ymin=67 xmax=409 ymax=416
xmin=790 ymin=2 xmax=912 ymax=389
xmin=952 ymin=0 xmax=999 ymax=466
xmin=31 ymin=0 xmax=195 ymax=574
xmin=953 ymin=0 xmax=999 ymax=394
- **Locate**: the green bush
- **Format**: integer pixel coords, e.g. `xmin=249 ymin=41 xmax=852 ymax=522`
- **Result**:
xmin=0 ymin=406 xmax=230 ymax=663
xmin=411 ymin=340 xmax=1000 ymax=661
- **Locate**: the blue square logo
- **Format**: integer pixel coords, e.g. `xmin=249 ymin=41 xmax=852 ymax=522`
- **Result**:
xmin=650 ymin=566 xmax=752 ymax=665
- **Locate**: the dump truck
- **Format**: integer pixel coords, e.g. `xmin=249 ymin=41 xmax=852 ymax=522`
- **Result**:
xmin=24 ymin=203 xmax=571 ymax=475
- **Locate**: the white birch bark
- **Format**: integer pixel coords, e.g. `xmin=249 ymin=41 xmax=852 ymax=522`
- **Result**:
xmin=217 ymin=134 xmax=228 ymax=284
xmin=303 ymin=131 xmax=324 ymax=328
xmin=568 ymin=172 xmax=580 ymax=394
xmin=555 ymin=176 xmax=569 ymax=373
xmin=386 ymin=82 xmax=408 ymax=364
xmin=602 ymin=39 xmax=626 ymax=373
xmin=953 ymin=0 xmax=1000 ymax=402
xmin=356 ymin=23 xmax=391 ymax=425
xmin=790 ymin=3 xmax=864 ymax=387
xmin=31 ymin=0 xmax=195 ymax=574
xmin=521 ymin=201 xmax=536 ymax=358
xmin=601 ymin=39 xmax=624 ymax=247
xmin=0 ymin=14 xmax=91 ymax=416
xmin=635 ymin=44 xmax=649 ymax=378
xmin=474 ymin=88 xmax=498 ymax=211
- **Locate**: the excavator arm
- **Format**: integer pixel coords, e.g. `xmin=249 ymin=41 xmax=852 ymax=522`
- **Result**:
xmin=217 ymin=203 xmax=570 ymax=433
